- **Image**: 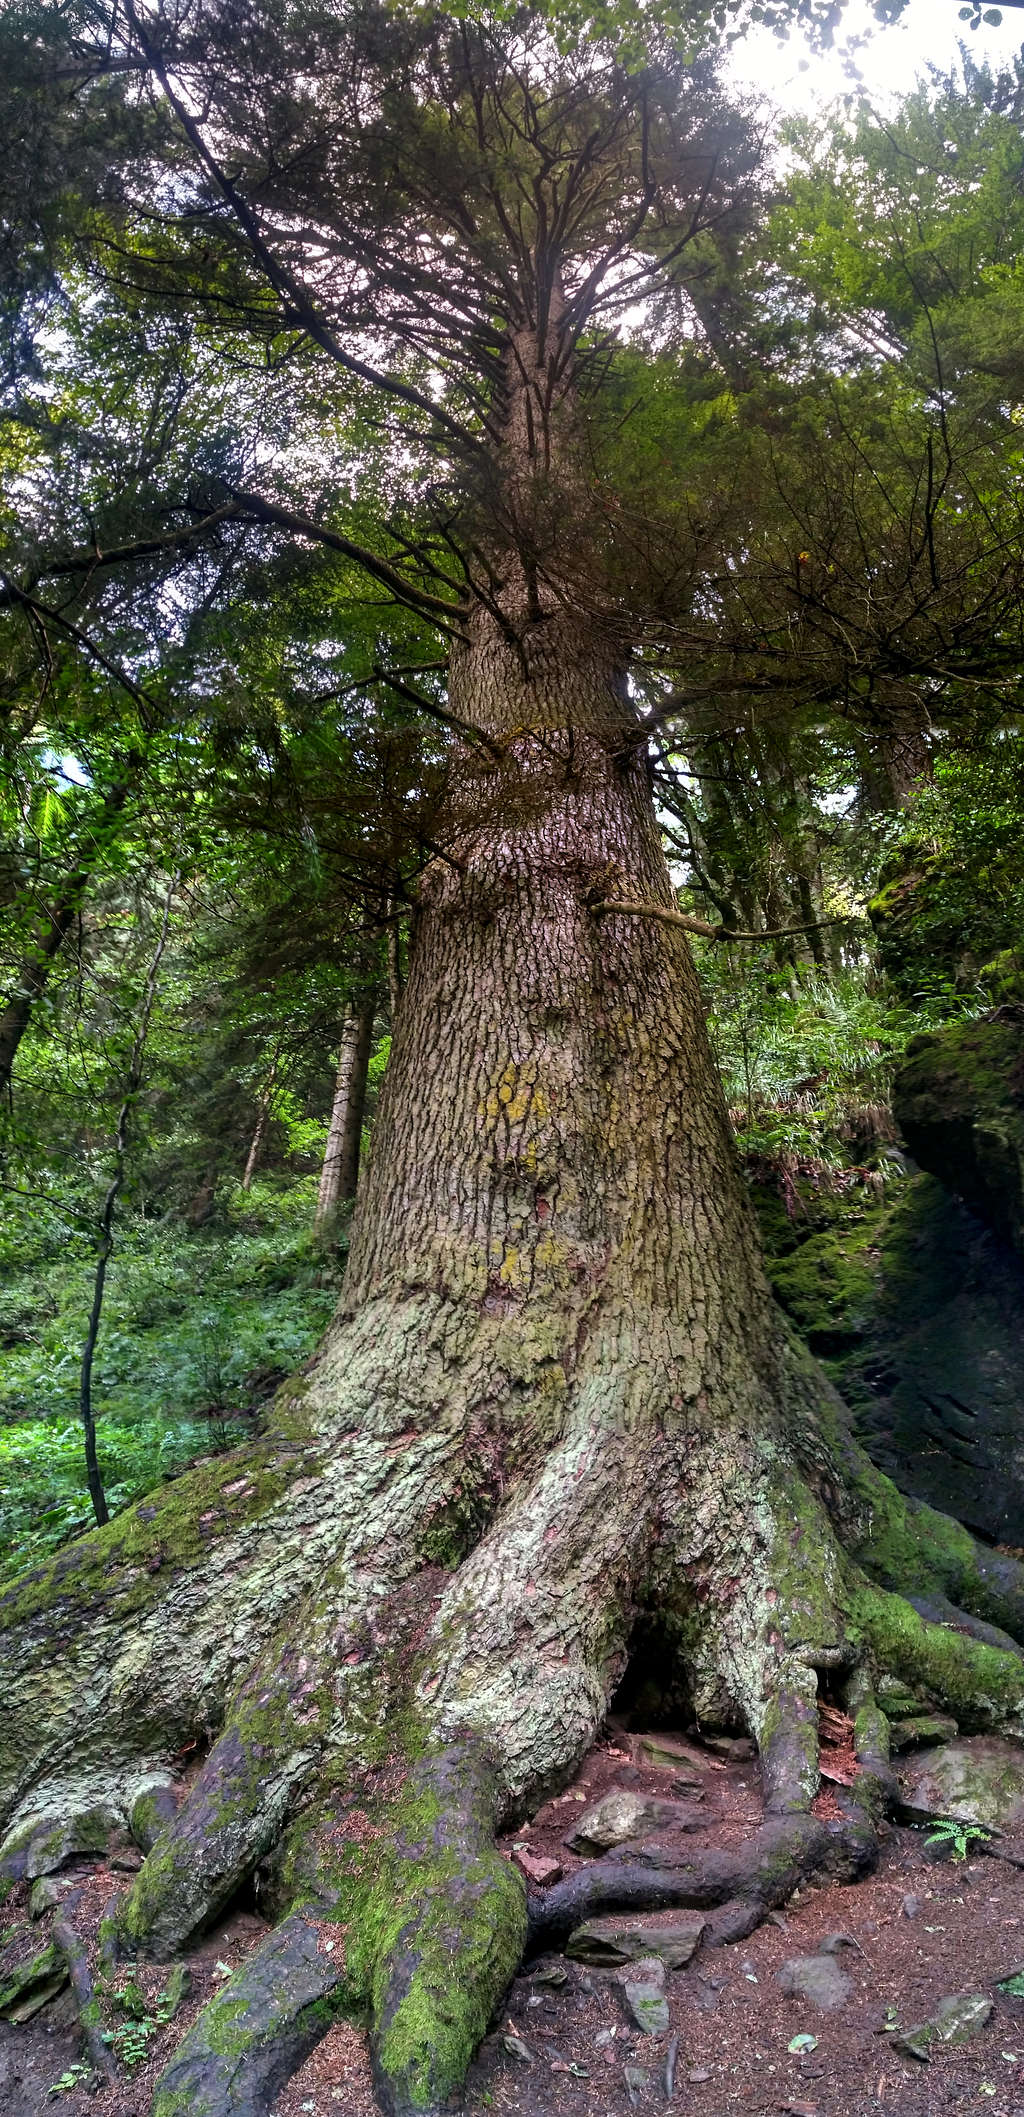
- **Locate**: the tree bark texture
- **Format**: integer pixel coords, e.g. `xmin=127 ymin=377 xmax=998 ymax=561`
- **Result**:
xmin=3 ymin=352 xmax=1024 ymax=2117
xmin=314 ymin=993 xmax=376 ymax=1240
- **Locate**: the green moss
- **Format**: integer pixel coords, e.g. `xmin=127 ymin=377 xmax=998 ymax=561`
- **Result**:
xmin=117 ymin=1840 xmax=192 ymax=1952
xmin=197 ymin=1995 xmax=251 ymax=2060
xmin=852 ymin=1700 xmax=890 ymax=1764
xmin=0 ymin=1424 xmax=320 ymax=1634
xmin=850 ymin=1458 xmax=976 ymax=1598
xmin=368 ymin=1842 xmax=526 ymax=2109
xmin=417 ymin=1488 xmax=493 ymax=1570
xmin=767 ymin=1232 xmax=877 ymax=1354
xmin=277 ymin=1752 xmax=526 ymax=2109
xmin=765 ymin=1470 xmax=842 ymax=1655
xmin=0 ymin=1940 xmax=62 ymax=2014
xmin=847 ymin=1581 xmax=1024 ymax=1727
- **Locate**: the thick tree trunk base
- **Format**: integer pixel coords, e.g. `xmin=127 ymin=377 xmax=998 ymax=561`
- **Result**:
xmin=3 ymin=1318 xmax=1024 ymax=2117
xmin=5 ymin=735 xmax=1024 ymax=2115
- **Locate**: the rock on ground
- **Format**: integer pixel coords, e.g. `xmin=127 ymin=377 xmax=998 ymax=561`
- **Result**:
xmin=897 ymin=1736 xmax=1024 ymax=1829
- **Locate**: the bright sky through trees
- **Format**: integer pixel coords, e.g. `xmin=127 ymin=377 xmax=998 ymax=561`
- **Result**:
xmin=733 ymin=0 xmax=1024 ymax=110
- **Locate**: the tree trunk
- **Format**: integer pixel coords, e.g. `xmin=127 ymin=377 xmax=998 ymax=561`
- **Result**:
xmin=4 ymin=366 xmax=1024 ymax=2117
xmin=241 ymin=1051 xmax=280 ymax=1191
xmin=313 ymin=993 xmax=376 ymax=1242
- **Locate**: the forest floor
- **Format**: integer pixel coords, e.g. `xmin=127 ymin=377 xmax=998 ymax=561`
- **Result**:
xmin=5 ymin=1721 xmax=1024 ymax=2117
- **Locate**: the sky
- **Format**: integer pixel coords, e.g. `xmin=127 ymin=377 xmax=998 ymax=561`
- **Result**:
xmin=730 ymin=0 xmax=1024 ymax=113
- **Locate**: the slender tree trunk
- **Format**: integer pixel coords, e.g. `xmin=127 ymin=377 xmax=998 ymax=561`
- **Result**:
xmin=314 ymin=991 xmax=376 ymax=1241
xmin=385 ymin=902 xmax=404 ymax=1023
xmin=79 ymin=875 xmax=177 ymax=1527
xmin=241 ymin=1050 xmax=280 ymax=1191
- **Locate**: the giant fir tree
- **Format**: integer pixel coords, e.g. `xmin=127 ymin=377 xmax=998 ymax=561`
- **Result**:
xmin=4 ymin=6 xmax=1024 ymax=2114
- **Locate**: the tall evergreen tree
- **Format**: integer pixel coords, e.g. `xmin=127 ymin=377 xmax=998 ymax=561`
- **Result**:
xmin=4 ymin=11 xmax=1024 ymax=2117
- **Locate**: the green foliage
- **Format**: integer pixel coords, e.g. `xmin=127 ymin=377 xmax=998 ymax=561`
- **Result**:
xmin=48 ymin=2063 xmax=93 ymax=2097
xmin=0 ymin=1178 xmax=339 ymax=1589
xmin=100 ymin=1973 xmax=185 ymax=2070
xmin=700 ymin=949 xmax=970 ymax=1170
xmin=923 ymin=1816 xmax=992 ymax=1861
xmin=872 ymin=736 xmax=1024 ymax=1000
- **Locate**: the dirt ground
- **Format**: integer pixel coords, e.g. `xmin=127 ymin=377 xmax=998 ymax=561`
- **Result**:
xmin=5 ymin=1722 xmax=1024 ymax=2117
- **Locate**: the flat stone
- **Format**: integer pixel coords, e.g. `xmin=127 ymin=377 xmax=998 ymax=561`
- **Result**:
xmin=513 ymin=1848 xmax=563 ymax=1887
xmin=776 ymin=1955 xmax=852 ymax=2011
xmin=701 ymin=1734 xmax=755 ymax=1761
xmin=28 ymin=1878 xmax=60 ymax=1919
xmin=565 ymin=1788 xmax=702 ymax=1854
xmin=566 ymin=1910 xmax=706 ymax=1969
xmin=898 ymin=1737 xmax=1024 ymax=1830
xmin=529 ymin=1961 xmax=569 ymax=1988
xmin=892 ymin=1991 xmax=993 ymax=2060
xmin=888 ymin=1715 xmax=959 ymax=1753
xmin=902 ymin=1895 xmax=921 ymax=1919
xmin=637 ymin=1735 xmax=707 ymax=1785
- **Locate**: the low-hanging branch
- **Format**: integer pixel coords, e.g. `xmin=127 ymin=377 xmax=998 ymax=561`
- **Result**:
xmin=590 ymin=895 xmax=858 ymax=944
xmin=225 ymin=490 xmax=469 ymax=633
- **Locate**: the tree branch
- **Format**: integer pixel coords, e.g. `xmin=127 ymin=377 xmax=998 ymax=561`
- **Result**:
xmin=123 ymin=4 xmax=482 ymax=457
xmin=591 ymin=897 xmax=857 ymax=944
xmin=225 ymin=490 xmax=468 ymax=632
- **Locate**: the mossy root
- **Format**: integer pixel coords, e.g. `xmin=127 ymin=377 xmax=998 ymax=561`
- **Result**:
xmin=151 ymin=1913 xmax=346 ymax=2117
xmin=52 ymin=1902 xmax=117 ymax=2085
xmin=362 ymin=1747 xmax=526 ymax=2117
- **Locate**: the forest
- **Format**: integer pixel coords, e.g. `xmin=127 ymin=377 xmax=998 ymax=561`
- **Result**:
xmin=4 ymin=0 xmax=1024 ymax=2113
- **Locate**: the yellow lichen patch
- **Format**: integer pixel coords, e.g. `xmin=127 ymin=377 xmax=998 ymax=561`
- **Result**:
xmin=479 ymin=1063 xmax=548 ymax=1127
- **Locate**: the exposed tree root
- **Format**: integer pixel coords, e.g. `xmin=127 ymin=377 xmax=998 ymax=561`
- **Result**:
xmin=150 ymin=1744 xmax=525 ymax=2117
xmin=5 ymin=1323 xmax=1024 ymax=2117
xmin=150 ymin=1913 xmax=347 ymax=2117
xmin=528 ymin=1812 xmax=862 ymax=1952
xmin=52 ymin=1899 xmax=117 ymax=2086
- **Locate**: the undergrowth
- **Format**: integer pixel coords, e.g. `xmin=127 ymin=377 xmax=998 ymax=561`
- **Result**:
xmin=698 ymin=956 xmax=979 ymax=1181
xmin=0 ymin=1176 xmax=343 ymax=1589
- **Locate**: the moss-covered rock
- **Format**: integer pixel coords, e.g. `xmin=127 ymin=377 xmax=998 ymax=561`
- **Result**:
xmin=0 ymin=1930 xmax=66 ymax=2019
xmin=757 ymin=1173 xmax=1024 ymax=1547
xmin=896 ymin=1736 xmax=1024 ymax=1831
xmin=894 ymin=1017 xmax=1024 ymax=1257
